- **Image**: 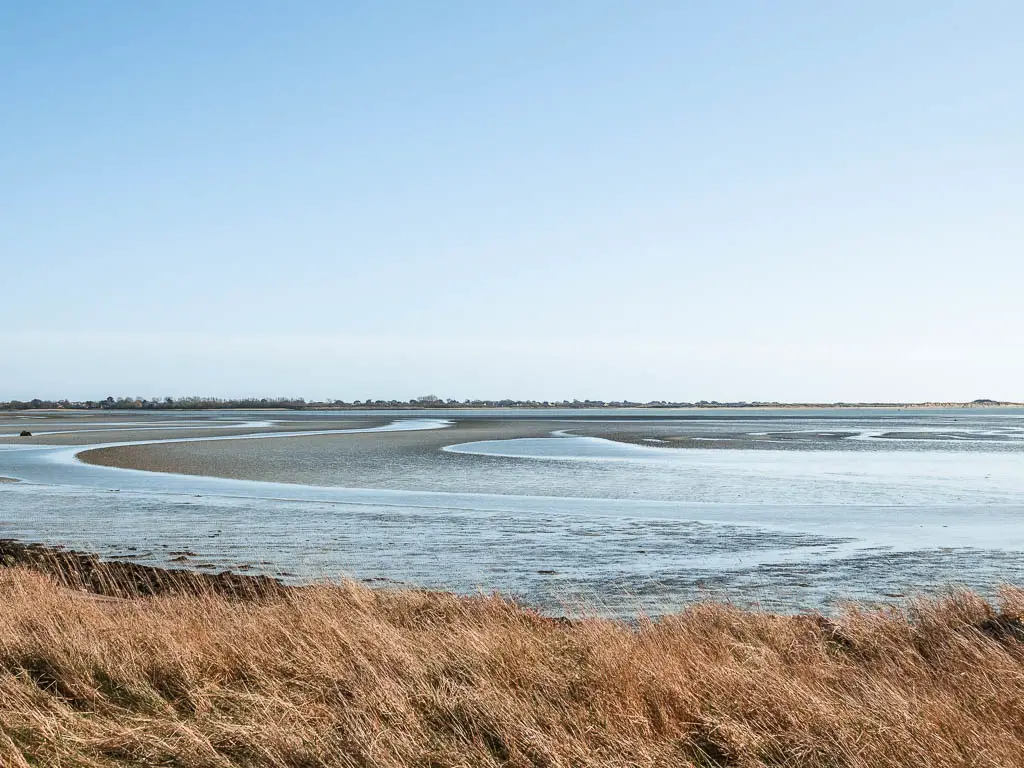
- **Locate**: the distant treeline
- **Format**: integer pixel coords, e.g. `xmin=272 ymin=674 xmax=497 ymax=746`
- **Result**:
xmin=0 ymin=396 xmax=1016 ymax=411
xmin=3 ymin=395 xmax=663 ymax=411
xmin=3 ymin=396 xmax=314 ymax=411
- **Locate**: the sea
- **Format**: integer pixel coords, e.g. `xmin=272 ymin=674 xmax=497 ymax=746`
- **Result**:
xmin=1 ymin=407 xmax=1023 ymax=616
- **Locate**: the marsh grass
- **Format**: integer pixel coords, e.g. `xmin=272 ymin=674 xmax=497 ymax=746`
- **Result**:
xmin=0 ymin=563 xmax=1023 ymax=767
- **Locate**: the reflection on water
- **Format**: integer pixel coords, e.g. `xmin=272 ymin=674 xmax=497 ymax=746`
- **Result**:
xmin=2 ymin=408 xmax=1024 ymax=615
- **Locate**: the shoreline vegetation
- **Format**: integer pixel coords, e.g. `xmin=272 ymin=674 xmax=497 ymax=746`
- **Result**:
xmin=1 ymin=541 xmax=1023 ymax=765
xmin=1 ymin=396 xmax=1020 ymax=411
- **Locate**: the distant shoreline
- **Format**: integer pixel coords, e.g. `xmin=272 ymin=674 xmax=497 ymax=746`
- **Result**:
xmin=2 ymin=399 xmax=1022 ymax=412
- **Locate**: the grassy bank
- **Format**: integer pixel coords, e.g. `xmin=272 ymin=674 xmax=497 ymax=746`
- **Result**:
xmin=0 ymin=559 xmax=1023 ymax=766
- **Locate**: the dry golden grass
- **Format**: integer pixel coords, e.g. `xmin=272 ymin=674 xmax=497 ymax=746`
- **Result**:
xmin=1 ymin=567 xmax=1023 ymax=767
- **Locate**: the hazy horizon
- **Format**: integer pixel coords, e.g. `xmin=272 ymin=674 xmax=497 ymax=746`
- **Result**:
xmin=2 ymin=375 xmax=1019 ymax=407
xmin=4 ymin=2 xmax=1022 ymax=402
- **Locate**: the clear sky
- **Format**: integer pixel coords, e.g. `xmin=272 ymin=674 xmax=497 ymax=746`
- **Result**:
xmin=2 ymin=2 xmax=1021 ymax=402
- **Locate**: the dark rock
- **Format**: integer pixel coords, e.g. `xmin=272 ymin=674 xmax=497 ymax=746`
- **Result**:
xmin=0 ymin=539 xmax=284 ymax=600
xmin=19 ymin=431 xmax=31 ymax=437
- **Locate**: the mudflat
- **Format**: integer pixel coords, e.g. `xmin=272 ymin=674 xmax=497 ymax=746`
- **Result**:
xmin=5 ymin=409 xmax=1024 ymax=613
xmin=77 ymin=419 xmax=565 ymax=487
xmin=0 ymin=413 xmax=384 ymax=446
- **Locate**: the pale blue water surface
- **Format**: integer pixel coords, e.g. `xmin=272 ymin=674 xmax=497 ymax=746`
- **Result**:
xmin=2 ymin=408 xmax=1023 ymax=615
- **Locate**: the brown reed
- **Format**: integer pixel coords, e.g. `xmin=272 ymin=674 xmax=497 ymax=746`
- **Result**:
xmin=0 ymin=563 xmax=1022 ymax=767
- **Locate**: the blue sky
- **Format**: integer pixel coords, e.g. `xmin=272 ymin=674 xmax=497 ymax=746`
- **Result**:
xmin=2 ymin=2 xmax=1022 ymax=402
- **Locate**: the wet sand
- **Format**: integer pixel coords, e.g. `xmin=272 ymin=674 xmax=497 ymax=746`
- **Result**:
xmin=66 ymin=409 xmax=1024 ymax=493
xmin=78 ymin=419 xmax=564 ymax=487
xmin=6 ymin=409 xmax=1024 ymax=614
xmin=0 ymin=415 xmax=385 ymax=446
xmin=571 ymin=429 xmax=862 ymax=451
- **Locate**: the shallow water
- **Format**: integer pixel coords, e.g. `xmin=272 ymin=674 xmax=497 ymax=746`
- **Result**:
xmin=1 ymin=408 xmax=1023 ymax=616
